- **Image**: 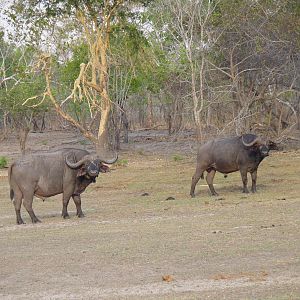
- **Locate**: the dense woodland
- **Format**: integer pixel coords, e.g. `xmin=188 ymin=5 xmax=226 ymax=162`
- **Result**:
xmin=0 ymin=0 xmax=299 ymax=152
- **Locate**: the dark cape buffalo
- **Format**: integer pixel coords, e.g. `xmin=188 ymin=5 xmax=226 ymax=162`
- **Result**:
xmin=190 ymin=134 xmax=275 ymax=197
xmin=8 ymin=148 xmax=118 ymax=224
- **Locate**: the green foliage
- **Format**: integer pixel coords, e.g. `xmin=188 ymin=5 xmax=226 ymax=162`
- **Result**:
xmin=0 ymin=37 xmax=48 ymax=123
xmin=0 ymin=77 xmax=47 ymax=113
xmin=128 ymin=42 xmax=174 ymax=95
xmin=111 ymin=23 xmax=149 ymax=54
xmin=172 ymin=154 xmax=184 ymax=162
xmin=115 ymin=159 xmax=128 ymax=167
xmin=110 ymin=20 xmax=163 ymax=95
xmin=60 ymin=43 xmax=89 ymax=85
xmin=3 ymin=0 xmax=299 ymax=137
xmin=0 ymin=156 xmax=8 ymax=169
xmin=79 ymin=139 xmax=89 ymax=145
xmin=40 ymin=140 xmax=48 ymax=145
xmin=7 ymin=0 xmax=153 ymax=46
xmin=65 ymin=101 xmax=90 ymax=123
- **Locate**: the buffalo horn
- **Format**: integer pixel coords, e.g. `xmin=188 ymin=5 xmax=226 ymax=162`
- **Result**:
xmin=97 ymin=153 xmax=118 ymax=164
xmin=65 ymin=154 xmax=90 ymax=169
xmin=241 ymin=134 xmax=260 ymax=147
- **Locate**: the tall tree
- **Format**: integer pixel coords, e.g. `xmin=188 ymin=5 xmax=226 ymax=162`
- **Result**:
xmin=213 ymin=0 xmax=300 ymax=136
xmin=7 ymin=0 xmax=150 ymax=152
xmin=149 ymin=0 xmax=221 ymax=140
xmin=0 ymin=34 xmax=48 ymax=153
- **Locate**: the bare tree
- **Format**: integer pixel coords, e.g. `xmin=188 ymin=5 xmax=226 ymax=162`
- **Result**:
xmin=109 ymin=65 xmax=132 ymax=149
xmin=214 ymin=0 xmax=300 ymax=138
xmin=153 ymin=0 xmax=221 ymax=140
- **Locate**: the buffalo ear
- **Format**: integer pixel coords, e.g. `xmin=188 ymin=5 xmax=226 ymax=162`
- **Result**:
xmin=76 ymin=167 xmax=87 ymax=177
xmin=267 ymin=140 xmax=279 ymax=150
xmin=99 ymin=163 xmax=110 ymax=173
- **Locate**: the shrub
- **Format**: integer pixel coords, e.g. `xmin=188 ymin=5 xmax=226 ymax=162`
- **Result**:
xmin=115 ymin=159 xmax=128 ymax=167
xmin=172 ymin=154 xmax=183 ymax=162
xmin=0 ymin=156 xmax=8 ymax=168
xmin=79 ymin=139 xmax=89 ymax=145
xmin=40 ymin=140 xmax=48 ymax=145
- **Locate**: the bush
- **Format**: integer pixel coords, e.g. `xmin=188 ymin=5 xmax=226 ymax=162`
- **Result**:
xmin=115 ymin=159 xmax=128 ymax=167
xmin=172 ymin=154 xmax=183 ymax=162
xmin=0 ymin=156 xmax=8 ymax=168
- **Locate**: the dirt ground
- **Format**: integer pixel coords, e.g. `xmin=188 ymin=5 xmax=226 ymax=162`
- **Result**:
xmin=0 ymin=130 xmax=300 ymax=299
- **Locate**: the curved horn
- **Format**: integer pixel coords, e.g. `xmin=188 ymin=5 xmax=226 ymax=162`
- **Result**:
xmin=65 ymin=154 xmax=90 ymax=169
xmin=241 ymin=134 xmax=260 ymax=147
xmin=97 ymin=153 xmax=118 ymax=164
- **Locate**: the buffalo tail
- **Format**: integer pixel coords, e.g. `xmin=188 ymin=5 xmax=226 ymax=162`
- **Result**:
xmin=8 ymin=163 xmax=14 ymax=201
xmin=10 ymin=189 xmax=14 ymax=201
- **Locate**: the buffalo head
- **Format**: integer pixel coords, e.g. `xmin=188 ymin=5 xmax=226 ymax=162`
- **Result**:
xmin=65 ymin=153 xmax=118 ymax=178
xmin=241 ymin=134 xmax=269 ymax=157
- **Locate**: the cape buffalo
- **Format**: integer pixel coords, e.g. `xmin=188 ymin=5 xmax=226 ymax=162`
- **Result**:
xmin=190 ymin=134 xmax=273 ymax=197
xmin=8 ymin=148 xmax=118 ymax=224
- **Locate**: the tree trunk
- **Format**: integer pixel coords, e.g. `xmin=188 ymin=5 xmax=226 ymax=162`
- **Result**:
xmin=195 ymin=125 xmax=202 ymax=142
xmin=115 ymin=128 xmax=121 ymax=151
xmin=18 ymin=127 xmax=30 ymax=155
xmin=147 ymin=92 xmax=154 ymax=127
xmin=297 ymin=95 xmax=300 ymax=130
xmin=167 ymin=113 xmax=172 ymax=135
xmin=97 ymin=104 xmax=111 ymax=152
xmin=0 ymin=111 xmax=9 ymax=141
xmin=122 ymin=111 xmax=129 ymax=143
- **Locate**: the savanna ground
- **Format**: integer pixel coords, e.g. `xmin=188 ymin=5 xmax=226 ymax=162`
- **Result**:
xmin=0 ymin=129 xmax=300 ymax=299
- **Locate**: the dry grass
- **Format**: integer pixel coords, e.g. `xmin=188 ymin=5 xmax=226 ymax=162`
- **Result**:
xmin=0 ymin=135 xmax=299 ymax=299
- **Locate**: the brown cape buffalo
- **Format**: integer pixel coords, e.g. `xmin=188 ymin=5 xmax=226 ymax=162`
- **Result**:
xmin=8 ymin=148 xmax=117 ymax=224
xmin=190 ymin=134 xmax=275 ymax=197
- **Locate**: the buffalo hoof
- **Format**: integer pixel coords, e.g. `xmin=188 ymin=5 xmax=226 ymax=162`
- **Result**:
xmin=243 ymin=189 xmax=249 ymax=194
xmin=62 ymin=213 xmax=70 ymax=219
xmin=190 ymin=193 xmax=195 ymax=198
xmin=77 ymin=212 xmax=85 ymax=218
xmin=211 ymin=192 xmax=219 ymax=196
xmin=17 ymin=219 xmax=25 ymax=225
xmin=32 ymin=218 xmax=41 ymax=223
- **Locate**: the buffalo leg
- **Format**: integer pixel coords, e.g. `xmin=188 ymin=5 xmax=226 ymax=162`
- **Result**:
xmin=206 ymin=169 xmax=218 ymax=196
xmin=16 ymin=208 xmax=24 ymax=225
xmin=13 ymin=189 xmax=25 ymax=225
xmin=190 ymin=166 xmax=205 ymax=197
xmin=62 ymin=194 xmax=71 ymax=219
xmin=62 ymin=184 xmax=75 ymax=218
xmin=250 ymin=170 xmax=257 ymax=193
xmin=23 ymin=193 xmax=41 ymax=223
xmin=72 ymin=195 xmax=85 ymax=218
xmin=240 ymin=169 xmax=249 ymax=193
